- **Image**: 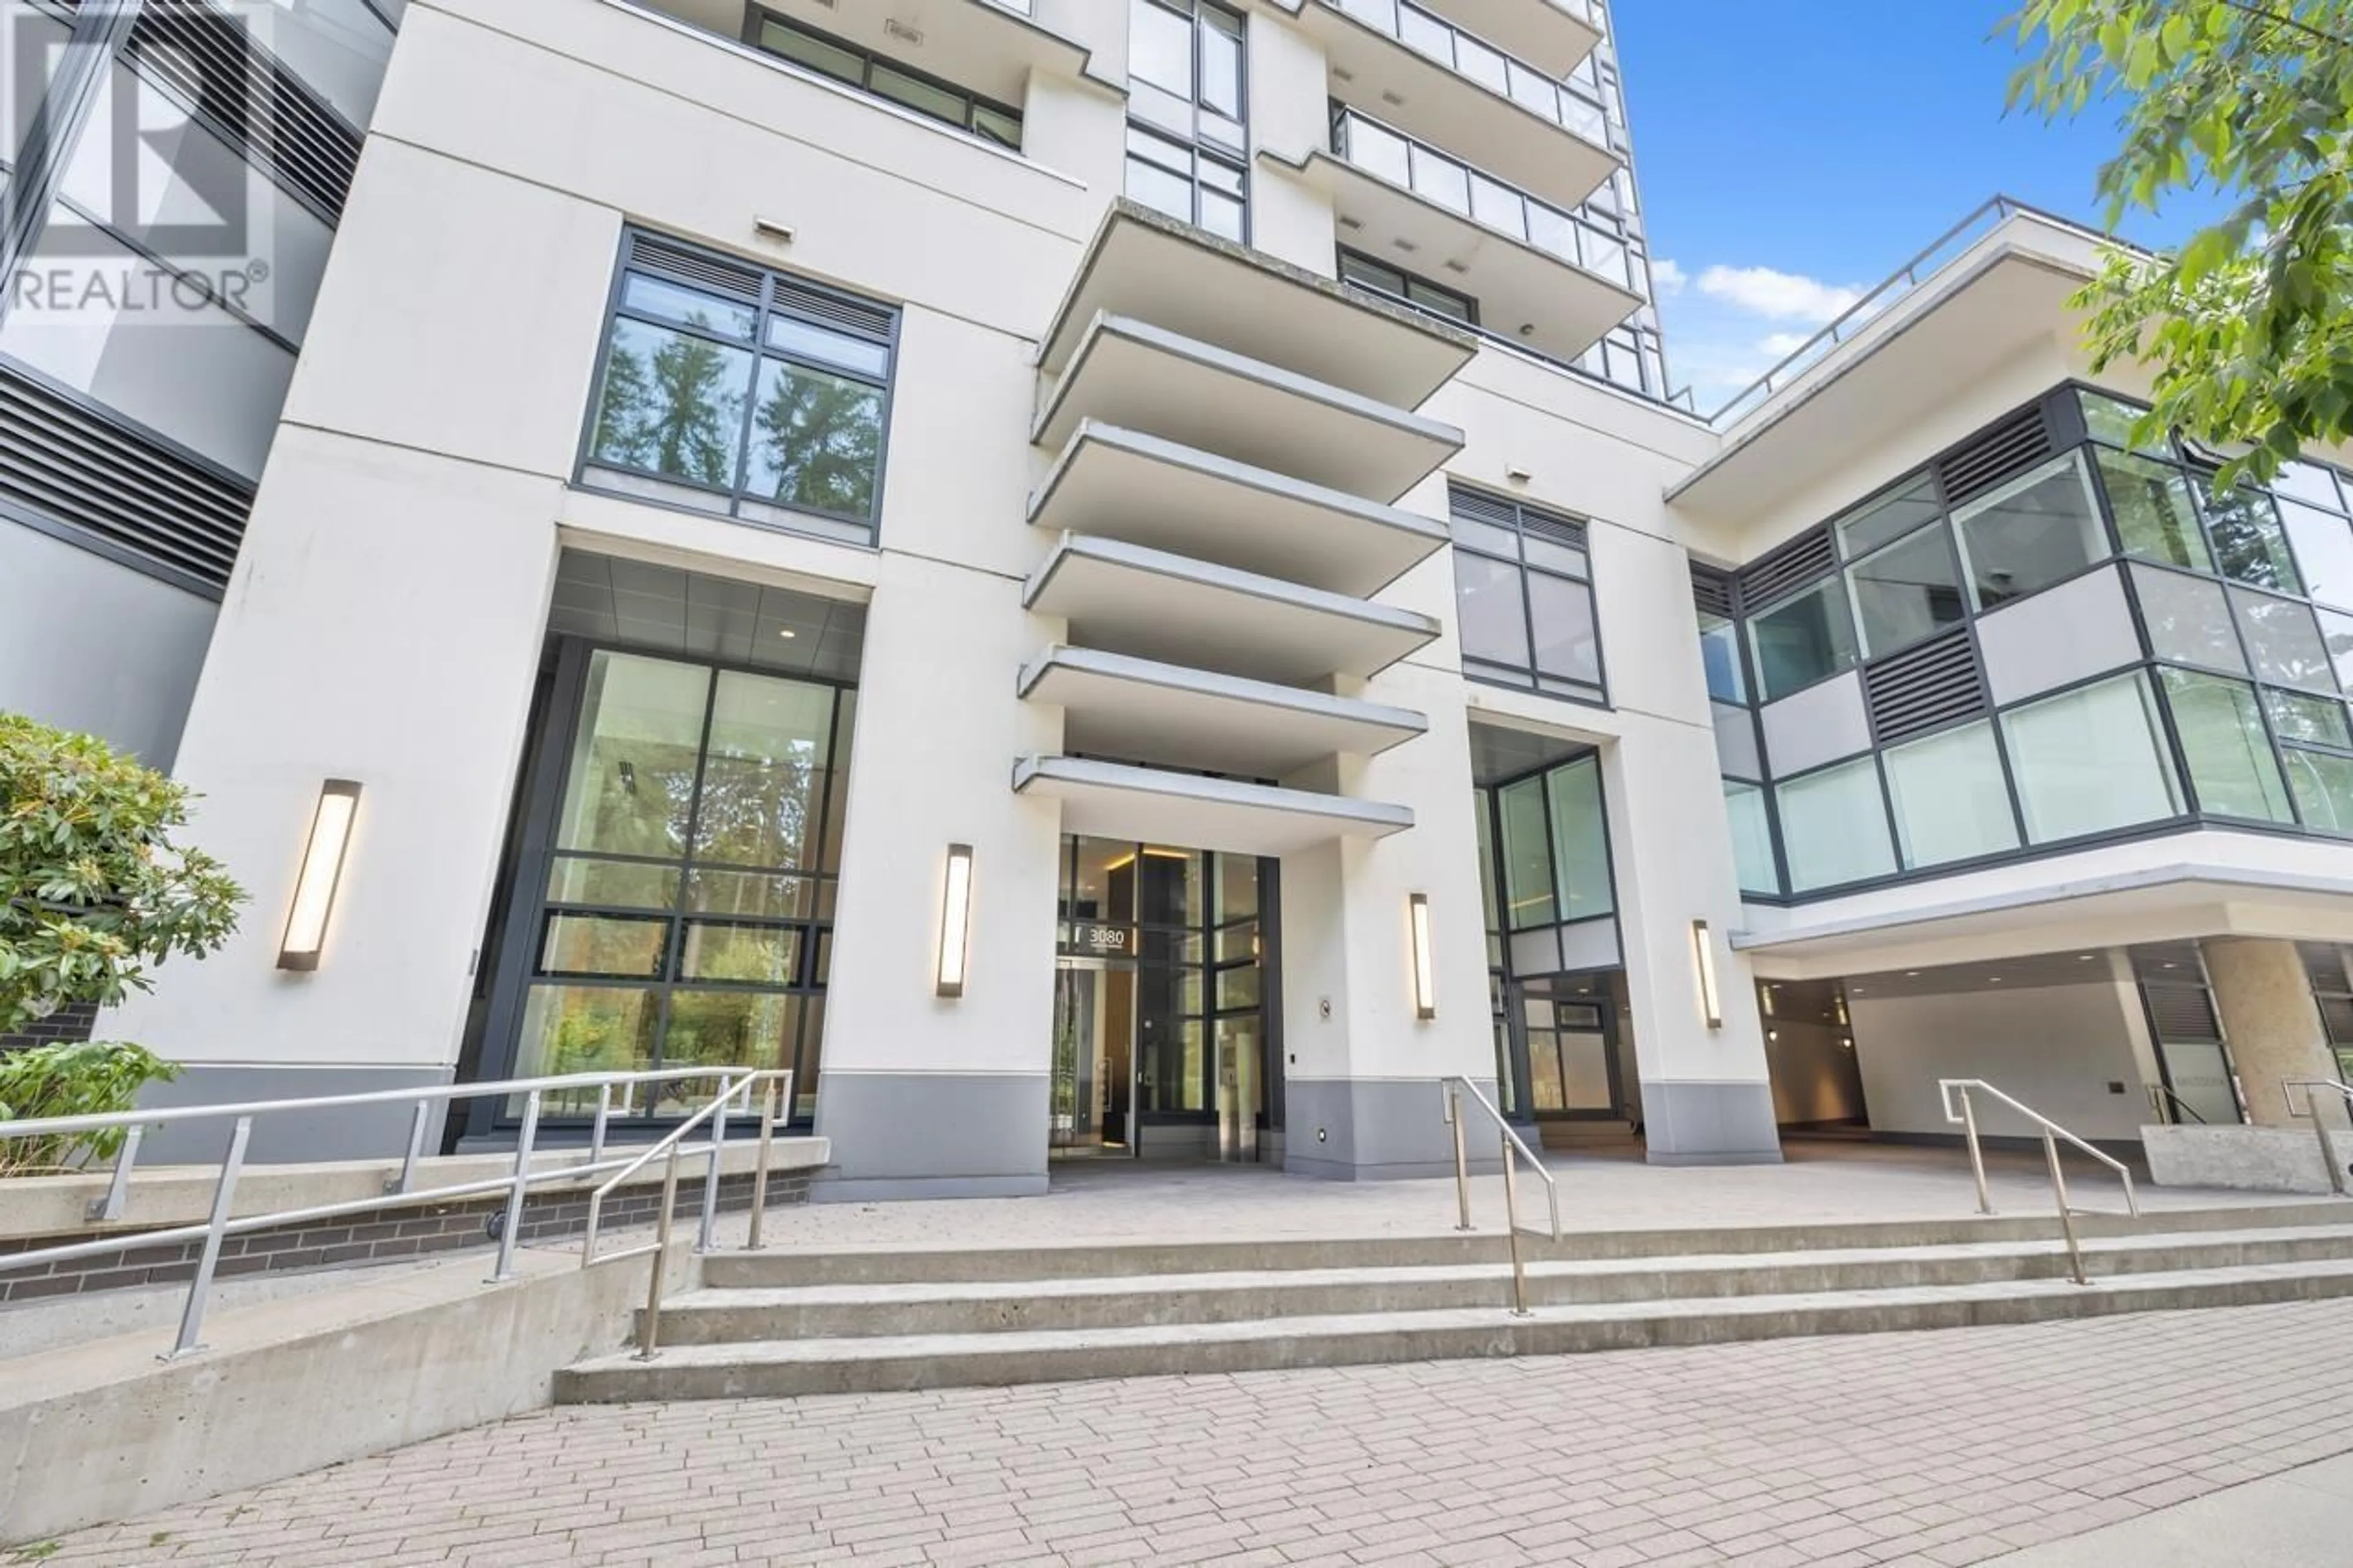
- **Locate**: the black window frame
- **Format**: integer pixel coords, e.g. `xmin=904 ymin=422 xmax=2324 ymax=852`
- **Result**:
xmin=575 ymin=228 xmax=901 ymax=548
xmin=749 ymin=11 xmax=1025 ymax=150
xmin=1449 ymin=484 xmax=1608 ymax=708
xmin=1123 ymin=0 xmax=1251 ymax=244
xmin=1336 ymin=246 xmax=1478 ymax=327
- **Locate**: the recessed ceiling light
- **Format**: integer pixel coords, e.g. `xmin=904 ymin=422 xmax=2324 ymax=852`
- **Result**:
xmin=2078 ymin=953 xmax=2095 ymax=961
xmin=1988 ymin=976 xmax=2003 ymax=983
xmin=778 ymin=629 xmax=797 ymax=638
xmin=1904 ymin=971 xmax=1919 ymax=978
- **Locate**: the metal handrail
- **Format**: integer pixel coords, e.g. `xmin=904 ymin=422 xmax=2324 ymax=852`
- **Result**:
xmin=1939 ymin=1078 xmax=2139 ymax=1287
xmin=1706 ymin=194 xmax=2120 ymax=428
xmin=0 ymin=1064 xmax=785 ymax=1358
xmin=1439 ymin=1076 xmax=1560 ymax=1317
xmin=2145 ymin=1081 xmax=2212 ymax=1126
xmin=580 ymin=1070 xmax=789 ymax=1362
xmin=2281 ymin=1078 xmax=2353 ymax=1198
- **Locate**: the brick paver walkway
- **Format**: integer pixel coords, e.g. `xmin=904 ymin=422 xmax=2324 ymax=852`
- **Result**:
xmin=34 ymin=1298 xmax=2353 ymax=1567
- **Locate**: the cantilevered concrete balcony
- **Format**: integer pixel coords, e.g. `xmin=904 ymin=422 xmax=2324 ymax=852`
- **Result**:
xmin=1037 ymin=202 xmax=1476 ymax=411
xmin=1414 ymin=0 xmax=1602 ymax=77
xmin=1279 ymin=109 xmax=1645 ymax=364
xmin=1667 ymin=202 xmax=2103 ymax=530
xmin=1034 ymin=314 xmax=1463 ymax=502
xmin=1025 ymin=535 xmax=1440 ymax=684
xmin=1278 ymin=0 xmax=1619 ymax=211
xmin=1020 ymin=645 xmax=1427 ymax=777
xmin=1013 ymin=756 xmax=1413 ymax=855
xmin=710 ymin=0 xmax=1097 ymax=106
xmin=1029 ymin=422 xmax=1450 ymax=597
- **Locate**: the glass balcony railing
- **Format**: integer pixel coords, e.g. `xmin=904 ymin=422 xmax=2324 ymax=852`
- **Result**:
xmin=1322 ymin=0 xmax=1609 ymax=148
xmin=981 ymin=0 xmax=1034 ymax=13
xmin=1331 ymin=108 xmax=1636 ymax=292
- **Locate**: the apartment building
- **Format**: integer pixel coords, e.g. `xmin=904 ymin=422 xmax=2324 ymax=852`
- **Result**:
xmin=19 ymin=0 xmax=2353 ymax=1194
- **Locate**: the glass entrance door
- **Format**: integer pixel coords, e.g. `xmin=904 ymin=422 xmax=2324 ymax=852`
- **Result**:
xmin=1051 ymin=960 xmax=1137 ymax=1155
xmin=1520 ymin=976 xmax=1623 ymax=1118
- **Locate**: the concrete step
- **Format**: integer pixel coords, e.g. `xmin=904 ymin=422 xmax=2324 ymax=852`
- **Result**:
xmin=645 ymin=1226 xmax=2353 ymax=1344
xmin=556 ymin=1256 xmax=2353 ymax=1401
xmin=700 ymin=1202 xmax=2353 ymax=1287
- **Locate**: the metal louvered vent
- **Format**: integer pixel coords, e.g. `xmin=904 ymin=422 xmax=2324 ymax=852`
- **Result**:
xmin=1521 ymin=509 xmax=1587 ymax=551
xmin=2321 ymin=994 xmax=2353 ymax=1047
xmin=775 ymin=279 xmax=895 ymax=341
xmin=2144 ymin=983 xmax=2222 ymax=1043
xmin=1936 ymin=407 xmax=2054 ymax=504
xmin=1863 ymin=627 xmax=1985 ymax=743
xmin=1738 ymin=526 xmax=1834 ymax=608
xmin=0 ymin=366 xmax=252 ymax=595
xmin=1690 ymin=566 xmax=1736 ymax=619
xmin=2298 ymin=941 xmax=2349 ymax=992
xmin=625 ymin=233 xmax=763 ymax=301
xmin=1449 ymin=487 xmax=1520 ymax=530
xmin=128 ymin=1 xmax=362 ymax=219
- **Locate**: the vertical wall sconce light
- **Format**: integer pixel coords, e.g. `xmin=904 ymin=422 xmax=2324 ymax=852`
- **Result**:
xmin=278 ymin=780 xmax=362 ymax=971
xmin=1689 ymin=918 xmax=1722 ymax=1029
xmin=935 ymin=843 xmax=974 ymax=998
xmin=1408 ymin=892 xmax=1436 ymax=1020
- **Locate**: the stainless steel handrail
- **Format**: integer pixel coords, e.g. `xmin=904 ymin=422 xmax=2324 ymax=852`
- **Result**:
xmin=1939 ymin=1078 xmax=2140 ymax=1287
xmin=0 ymin=1065 xmax=786 ymax=1358
xmin=580 ymin=1070 xmax=790 ymax=1362
xmin=1439 ymin=1076 xmax=1561 ymax=1317
xmin=2281 ymin=1078 xmax=2353 ymax=1198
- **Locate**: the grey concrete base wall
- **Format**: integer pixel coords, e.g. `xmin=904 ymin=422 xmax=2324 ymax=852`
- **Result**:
xmin=1283 ymin=1077 xmax=1505 ymax=1181
xmin=813 ymin=1072 xmax=1049 ymax=1200
xmin=1643 ymin=1080 xmax=1783 ymax=1167
xmin=137 ymin=1064 xmax=455 ymax=1164
xmin=0 ymin=1243 xmax=692 ymax=1547
xmin=2145 ymin=1124 xmax=2353 ymax=1194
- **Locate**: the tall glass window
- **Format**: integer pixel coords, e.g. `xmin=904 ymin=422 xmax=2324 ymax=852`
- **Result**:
xmin=1451 ymin=488 xmax=1605 ymax=704
xmin=1126 ymin=0 xmax=1248 ymax=240
xmin=1722 ymin=780 xmax=1778 ymax=896
xmin=512 ymin=648 xmax=853 ymax=1123
xmin=1481 ymin=755 xmax=1617 ymax=934
xmin=582 ymin=232 xmax=897 ymax=547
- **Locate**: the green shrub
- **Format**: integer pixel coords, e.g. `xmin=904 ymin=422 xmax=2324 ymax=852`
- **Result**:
xmin=0 ymin=1041 xmax=181 ymax=1175
xmin=1 ymin=714 xmax=243 ymax=1173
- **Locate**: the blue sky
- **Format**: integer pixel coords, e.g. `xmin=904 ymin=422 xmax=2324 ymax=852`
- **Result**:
xmin=1611 ymin=1 xmax=2222 ymax=406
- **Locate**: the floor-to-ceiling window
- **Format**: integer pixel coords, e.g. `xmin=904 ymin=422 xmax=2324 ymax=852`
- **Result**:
xmin=466 ymin=552 xmax=863 ymax=1133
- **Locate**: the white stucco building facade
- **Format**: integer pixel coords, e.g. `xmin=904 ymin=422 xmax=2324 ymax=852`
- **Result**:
xmin=15 ymin=0 xmax=2353 ymax=1192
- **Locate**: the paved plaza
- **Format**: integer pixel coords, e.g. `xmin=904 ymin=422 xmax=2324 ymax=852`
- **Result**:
xmin=32 ymin=1296 xmax=2353 ymax=1567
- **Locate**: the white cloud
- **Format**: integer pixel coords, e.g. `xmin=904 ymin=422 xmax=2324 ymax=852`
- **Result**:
xmin=1650 ymin=257 xmax=1686 ymax=297
xmin=1757 ymin=331 xmax=1814 ymax=357
xmin=1696 ymin=265 xmax=1863 ymax=324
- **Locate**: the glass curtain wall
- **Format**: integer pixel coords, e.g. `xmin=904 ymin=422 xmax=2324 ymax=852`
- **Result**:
xmin=503 ymin=645 xmax=853 ymax=1122
xmin=1472 ymin=751 xmax=1622 ymax=1119
xmin=1699 ymin=384 xmax=2353 ymax=904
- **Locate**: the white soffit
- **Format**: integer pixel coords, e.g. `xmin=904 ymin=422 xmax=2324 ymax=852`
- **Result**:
xmin=1289 ymin=4 xmax=1618 ymax=211
xmin=1024 ymin=534 xmax=1441 ymax=683
xmin=1035 ymin=315 xmax=1464 ymax=502
xmin=1035 ymin=202 xmax=1477 ymax=407
xmin=1014 ymin=755 xmax=1414 ymax=855
xmin=1020 ymin=643 xmax=1428 ymax=776
xmin=1028 ymin=422 xmax=1449 ymax=597
xmin=1295 ymin=151 xmax=1643 ymax=364
xmin=1669 ymin=235 xmax=2098 ymax=528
